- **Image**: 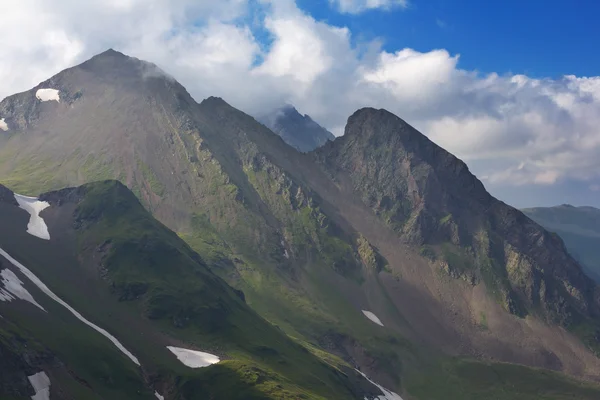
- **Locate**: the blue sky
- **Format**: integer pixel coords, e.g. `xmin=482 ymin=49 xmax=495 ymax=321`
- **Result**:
xmin=298 ymin=0 xmax=600 ymax=78
xmin=1 ymin=0 xmax=599 ymax=208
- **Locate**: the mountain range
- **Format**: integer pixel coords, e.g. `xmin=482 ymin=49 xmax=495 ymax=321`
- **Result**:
xmin=1 ymin=49 xmax=600 ymax=399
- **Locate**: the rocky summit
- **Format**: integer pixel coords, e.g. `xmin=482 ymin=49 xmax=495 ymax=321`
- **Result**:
xmin=1 ymin=50 xmax=600 ymax=400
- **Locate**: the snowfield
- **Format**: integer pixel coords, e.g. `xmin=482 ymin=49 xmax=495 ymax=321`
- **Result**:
xmin=167 ymin=346 xmax=220 ymax=368
xmin=155 ymin=392 xmax=165 ymax=400
xmin=14 ymin=194 xmax=51 ymax=240
xmin=362 ymin=310 xmax=384 ymax=327
xmin=35 ymin=88 xmax=60 ymax=102
xmin=0 ymin=268 xmax=45 ymax=311
xmin=0 ymin=247 xmax=140 ymax=366
xmin=0 ymin=118 xmax=7 ymax=131
xmin=28 ymin=371 xmax=51 ymax=400
xmin=356 ymin=369 xmax=404 ymax=400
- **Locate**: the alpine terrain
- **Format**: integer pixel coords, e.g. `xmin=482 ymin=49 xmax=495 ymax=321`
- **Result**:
xmin=1 ymin=49 xmax=600 ymax=399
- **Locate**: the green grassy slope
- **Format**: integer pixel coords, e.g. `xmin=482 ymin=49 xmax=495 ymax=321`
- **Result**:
xmin=0 ymin=181 xmax=369 ymax=399
xmin=407 ymin=358 xmax=600 ymax=400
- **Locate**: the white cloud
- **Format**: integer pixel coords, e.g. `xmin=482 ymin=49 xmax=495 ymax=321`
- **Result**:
xmin=0 ymin=0 xmax=599 ymax=206
xmin=361 ymin=49 xmax=460 ymax=103
xmin=255 ymin=16 xmax=334 ymax=84
xmin=329 ymin=0 xmax=409 ymax=14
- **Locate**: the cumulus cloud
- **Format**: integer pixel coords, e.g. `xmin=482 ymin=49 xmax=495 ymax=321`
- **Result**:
xmin=0 ymin=0 xmax=598 ymax=206
xmin=329 ymin=0 xmax=409 ymax=14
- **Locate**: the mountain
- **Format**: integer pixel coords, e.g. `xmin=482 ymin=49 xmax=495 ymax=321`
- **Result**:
xmin=258 ymin=104 xmax=335 ymax=152
xmin=315 ymin=108 xmax=598 ymax=325
xmin=2 ymin=49 xmax=600 ymax=399
xmin=0 ymin=180 xmax=373 ymax=399
xmin=523 ymin=205 xmax=600 ymax=283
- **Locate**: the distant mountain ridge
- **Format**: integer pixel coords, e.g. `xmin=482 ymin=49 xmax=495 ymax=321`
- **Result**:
xmin=258 ymin=104 xmax=335 ymax=152
xmin=523 ymin=205 xmax=600 ymax=283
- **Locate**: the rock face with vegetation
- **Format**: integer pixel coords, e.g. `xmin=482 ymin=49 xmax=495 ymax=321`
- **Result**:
xmin=316 ymin=108 xmax=600 ymax=331
xmin=2 ymin=50 xmax=600 ymax=399
xmin=258 ymin=104 xmax=335 ymax=152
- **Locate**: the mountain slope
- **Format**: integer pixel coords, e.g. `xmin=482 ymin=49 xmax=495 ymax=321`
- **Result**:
xmin=2 ymin=50 xmax=600 ymax=399
xmin=0 ymin=181 xmax=372 ymax=400
xmin=315 ymin=108 xmax=598 ymax=323
xmin=314 ymin=108 xmax=600 ymax=373
xmin=523 ymin=205 xmax=600 ymax=283
xmin=258 ymin=105 xmax=335 ymax=152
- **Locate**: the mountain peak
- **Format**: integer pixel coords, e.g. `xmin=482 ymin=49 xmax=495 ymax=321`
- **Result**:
xmin=89 ymin=48 xmax=130 ymax=61
xmin=77 ymin=49 xmax=167 ymax=81
xmin=345 ymin=107 xmax=416 ymax=142
xmin=318 ymin=107 xmax=494 ymax=242
xmin=200 ymin=96 xmax=230 ymax=108
xmin=258 ymin=104 xmax=334 ymax=152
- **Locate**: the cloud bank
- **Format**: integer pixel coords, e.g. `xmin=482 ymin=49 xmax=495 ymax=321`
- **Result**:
xmin=0 ymin=0 xmax=598 ymax=206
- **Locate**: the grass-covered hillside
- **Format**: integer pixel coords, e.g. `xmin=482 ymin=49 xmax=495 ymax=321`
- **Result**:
xmin=0 ymin=180 xmax=371 ymax=399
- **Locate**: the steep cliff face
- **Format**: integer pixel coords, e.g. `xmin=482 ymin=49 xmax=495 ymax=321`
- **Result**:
xmin=316 ymin=108 xmax=600 ymax=330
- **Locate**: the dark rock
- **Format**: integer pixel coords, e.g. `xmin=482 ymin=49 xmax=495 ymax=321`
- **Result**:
xmin=0 ymin=184 xmax=17 ymax=206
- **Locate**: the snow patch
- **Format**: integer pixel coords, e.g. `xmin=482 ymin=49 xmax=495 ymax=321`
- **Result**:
xmin=167 ymin=346 xmax=220 ymax=368
xmin=28 ymin=371 xmax=50 ymax=400
xmin=362 ymin=310 xmax=384 ymax=327
xmin=281 ymin=239 xmax=290 ymax=259
xmin=0 ymin=118 xmax=8 ymax=131
xmin=36 ymin=88 xmax=60 ymax=102
xmin=14 ymin=194 xmax=51 ymax=240
xmin=356 ymin=369 xmax=403 ymax=400
xmin=155 ymin=392 xmax=165 ymax=400
xmin=0 ymin=247 xmax=140 ymax=366
xmin=0 ymin=269 xmax=45 ymax=311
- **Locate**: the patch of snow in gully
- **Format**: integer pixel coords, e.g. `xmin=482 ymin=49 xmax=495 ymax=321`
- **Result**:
xmin=28 ymin=371 xmax=51 ymax=400
xmin=155 ymin=392 xmax=165 ymax=400
xmin=0 ymin=269 xmax=45 ymax=311
xmin=167 ymin=346 xmax=220 ymax=368
xmin=0 ymin=247 xmax=140 ymax=366
xmin=14 ymin=194 xmax=51 ymax=240
xmin=0 ymin=118 xmax=8 ymax=131
xmin=362 ymin=310 xmax=384 ymax=327
xmin=356 ymin=369 xmax=403 ymax=400
xmin=35 ymin=88 xmax=60 ymax=102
